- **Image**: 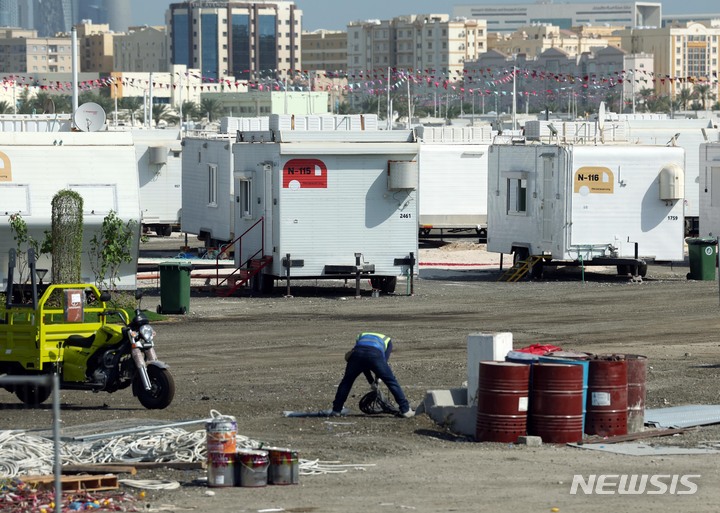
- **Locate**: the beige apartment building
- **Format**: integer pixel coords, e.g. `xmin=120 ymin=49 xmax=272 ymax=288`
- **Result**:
xmin=76 ymin=22 xmax=116 ymax=73
xmin=618 ymin=21 xmax=720 ymax=99
xmin=301 ymin=30 xmax=347 ymax=73
xmin=347 ymin=14 xmax=487 ymax=80
xmin=0 ymin=28 xmax=74 ymax=73
xmin=488 ymin=24 xmax=613 ymax=59
xmin=114 ymin=25 xmax=169 ymax=73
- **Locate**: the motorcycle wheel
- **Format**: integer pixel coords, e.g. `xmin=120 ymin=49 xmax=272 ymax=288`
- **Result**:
xmin=15 ymin=384 xmax=52 ymax=406
xmin=134 ymin=366 xmax=175 ymax=409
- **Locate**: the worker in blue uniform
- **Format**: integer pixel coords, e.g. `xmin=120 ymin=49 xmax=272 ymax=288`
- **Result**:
xmin=331 ymin=332 xmax=414 ymax=418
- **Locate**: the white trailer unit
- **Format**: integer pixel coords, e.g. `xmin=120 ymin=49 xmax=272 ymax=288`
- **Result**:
xmin=699 ymin=141 xmax=720 ymax=237
xmin=180 ymin=135 xmax=235 ymax=246
xmin=415 ymin=126 xmax=492 ymax=238
xmin=487 ymin=143 xmax=685 ymax=277
xmin=621 ymin=118 xmax=720 ymax=234
xmin=231 ymin=129 xmax=420 ymax=293
xmin=0 ymin=131 xmax=140 ymax=290
xmin=132 ymin=129 xmax=183 ymax=236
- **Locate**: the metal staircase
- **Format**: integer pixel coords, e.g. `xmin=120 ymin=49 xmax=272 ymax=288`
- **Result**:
xmin=498 ymin=255 xmax=545 ymax=282
xmin=213 ymin=217 xmax=272 ymax=296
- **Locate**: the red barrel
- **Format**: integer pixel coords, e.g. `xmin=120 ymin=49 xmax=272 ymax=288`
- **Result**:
xmin=624 ymin=355 xmax=648 ymax=433
xmin=476 ymin=361 xmax=531 ymax=443
xmin=527 ymin=363 xmax=584 ymax=443
xmin=585 ymin=359 xmax=628 ymax=437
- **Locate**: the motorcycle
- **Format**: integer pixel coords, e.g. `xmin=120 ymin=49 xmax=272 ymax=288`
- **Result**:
xmin=0 ymin=248 xmax=175 ymax=409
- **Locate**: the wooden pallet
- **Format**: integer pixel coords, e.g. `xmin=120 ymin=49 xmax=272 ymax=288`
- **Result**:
xmin=20 ymin=474 xmax=119 ymax=492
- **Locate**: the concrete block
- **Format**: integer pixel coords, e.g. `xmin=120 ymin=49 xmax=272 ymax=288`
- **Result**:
xmin=517 ymin=435 xmax=542 ymax=447
xmin=467 ymin=332 xmax=513 ymax=405
xmin=422 ymin=388 xmax=476 ymax=437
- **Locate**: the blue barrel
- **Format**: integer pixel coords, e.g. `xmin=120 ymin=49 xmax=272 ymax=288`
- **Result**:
xmin=538 ymin=355 xmax=589 ymax=434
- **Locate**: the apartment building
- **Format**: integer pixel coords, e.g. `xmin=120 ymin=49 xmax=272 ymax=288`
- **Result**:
xmin=76 ymin=21 xmax=116 ymax=73
xmin=618 ymin=20 xmax=720 ymax=99
xmin=167 ymin=0 xmax=302 ymax=82
xmin=489 ymin=24 xmax=613 ymax=58
xmin=114 ymin=25 xmax=169 ymax=73
xmin=301 ymin=29 xmax=346 ymax=73
xmin=347 ymin=14 xmax=487 ymax=80
xmin=0 ymin=28 xmax=74 ymax=73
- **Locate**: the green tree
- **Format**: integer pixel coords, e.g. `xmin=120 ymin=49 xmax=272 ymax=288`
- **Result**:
xmin=7 ymin=213 xmax=51 ymax=289
xmin=78 ymin=91 xmax=113 ymax=114
xmin=200 ymin=98 xmax=223 ymax=122
xmin=180 ymin=100 xmax=201 ymax=121
xmin=677 ymin=87 xmax=696 ymax=111
xmin=88 ymin=211 xmax=138 ymax=291
xmin=693 ymin=83 xmax=714 ymax=110
xmin=152 ymin=104 xmax=179 ymax=127
xmin=0 ymin=101 xmax=12 ymax=114
xmin=119 ymin=96 xmax=143 ymax=126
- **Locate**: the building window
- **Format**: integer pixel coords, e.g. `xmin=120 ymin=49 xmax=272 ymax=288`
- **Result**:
xmin=208 ymin=164 xmax=218 ymax=206
xmin=507 ymin=178 xmax=527 ymax=214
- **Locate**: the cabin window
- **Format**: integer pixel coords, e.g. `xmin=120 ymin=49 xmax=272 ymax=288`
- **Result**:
xmin=507 ymin=178 xmax=527 ymax=214
xmin=239 ymin=179 xmax=252 ymax=218
xmin=712 ymin=167 xmax=720 ymax=207
xmin=207 ymin=164 xmax=218 ymax=206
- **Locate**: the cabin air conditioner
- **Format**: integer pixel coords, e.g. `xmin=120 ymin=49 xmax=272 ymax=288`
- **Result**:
xmin=387 ymin=160 xmax=418 ymax=191
xmin=659 ymin=162 xmax=684 ymax=201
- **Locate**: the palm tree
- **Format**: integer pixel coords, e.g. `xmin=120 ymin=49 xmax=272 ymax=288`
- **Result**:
xmin=152 ymin=104 xmax=179 ymax=127
xmin=636 ymin=87 xmax=654 ymax=112
xmin=78 ymin=91 xmax=113 ymax=114
xmin=200 ymin=98 xmax=223 ymax=122
xmin=180 ymin=100 xmax=201 ymax=121
xmin=118 ymin=97 xmax=142 ymax=126
xmin=693 ymin=83 xmax=713 ymax=110
xmin=677 ymin=87 xmax=696 ymax=111
xmin=0 ymin=101 xmax=13 ymax=114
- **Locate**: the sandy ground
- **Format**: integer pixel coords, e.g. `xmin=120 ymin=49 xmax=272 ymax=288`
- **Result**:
xmin=3 ymin=237 xmax=720 ymax=513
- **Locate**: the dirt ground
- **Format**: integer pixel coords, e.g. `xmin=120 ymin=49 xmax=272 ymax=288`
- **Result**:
xmin=3 ymin=240 xmax=720 ymax=513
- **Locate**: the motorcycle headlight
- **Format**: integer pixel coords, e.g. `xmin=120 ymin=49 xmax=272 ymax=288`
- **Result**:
xmin=139 ymin=324 xmax=155 ymax=345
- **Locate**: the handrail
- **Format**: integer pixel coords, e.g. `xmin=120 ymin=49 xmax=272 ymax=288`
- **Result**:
xmin=215 ymin=217 xmax=265 ymax=287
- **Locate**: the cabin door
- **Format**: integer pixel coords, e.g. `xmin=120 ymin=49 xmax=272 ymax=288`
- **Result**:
xmin=541 ymin=157 xmax=554 ymax=244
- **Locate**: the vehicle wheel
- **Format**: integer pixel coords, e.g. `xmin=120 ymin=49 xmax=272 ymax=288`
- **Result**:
xmin=513 ymin=248 xmax=529 ymax=266
xmin=15 ymin=383 xmax=52 ymax=406
xmin=530 ymin=260 xmax=544 ymax=280
xmin=134 ymin=366 xmax=175 ymax=409
xmin=477 ymin=228 xmax=488 ymax=241
xmin=638 ymin=262 xmax=648 ymax=278
xmin=160 ymin=225 xmax=172 ymax=237
xmin=617 ymin=265 xmax=629 ymax=276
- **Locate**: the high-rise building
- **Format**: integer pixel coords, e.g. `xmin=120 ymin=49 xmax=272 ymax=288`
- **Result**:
xmin=167 ymin=0 xmax=302 ymax=82
xmin=34 ymin=0 xmax=72 ymax=36
xmin=0 ymin=0 xmax=19 ymax=27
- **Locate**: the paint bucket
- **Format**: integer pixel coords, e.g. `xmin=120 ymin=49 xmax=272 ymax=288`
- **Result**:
xmin=207 ymin=452 xmax=235 ymax=487
xmin=236 ymin=449 xmax=269 ymax=487
xmin=206 ymin=415 xmax=237 ymax=454
xmin=527 ymin=363 xmax=584 ymax=443
xmin=267 ymin=447 xmax=300 ymax=485
xmin=475 ymin=361 xmax=531 ymax=443
xmin=538 ymin=355 xmax=590 ymax=433
xmin=585 ymin=357 xmax=628 ymax=437
xmin=614 ymin=354 xmax=647 ymax=433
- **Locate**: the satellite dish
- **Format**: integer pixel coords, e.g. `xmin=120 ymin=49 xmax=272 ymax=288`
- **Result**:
xmin=73 ymin=102 xmax=107 ymax=132
xmin=598 ymin=101 xmax=606 ymax=132
xmin=43 ymin=98 xmax=55 ymax=114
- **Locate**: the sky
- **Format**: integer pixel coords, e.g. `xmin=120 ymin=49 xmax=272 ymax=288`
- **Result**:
xmin=129 ymin=0 xmax=720 ymax=31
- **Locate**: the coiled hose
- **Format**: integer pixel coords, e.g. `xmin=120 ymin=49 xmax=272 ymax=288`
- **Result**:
xmin=358 ymin=384 xmax=399 ymax=415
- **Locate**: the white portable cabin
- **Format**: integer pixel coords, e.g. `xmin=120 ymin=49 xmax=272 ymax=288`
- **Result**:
xmin=699 ymin=141 xmax=720 ymax=237
xmin=614 ymin=116 xmax=720 ymax=233
xmin=0 ymin=131 xmax=140 ymax=290
xmin=486 ymin=142 xmax=686 ymax=270
xmin=415 ymin=125 xmax=493 ymax=236
xmin=180 ymin=134 xmax=236 ymax=246
xmin=231 ymin=125 xmax=420 ymax=292
xmin=131 ymin=129 xmax=183 ymax=236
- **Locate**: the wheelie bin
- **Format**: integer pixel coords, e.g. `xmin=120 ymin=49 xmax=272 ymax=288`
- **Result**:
xmin=157 ymin=261 xmax=192 ymax=314
xmin=686 ymin=238 xmax=718 ymax=281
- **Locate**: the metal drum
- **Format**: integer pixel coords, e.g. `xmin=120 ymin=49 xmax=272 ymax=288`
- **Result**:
xmin=527 ymin=363 xmax=584 ymax=443
xmin=624 ymin=354 xmax=648 ymax=433
xmin=475 ymin=361 xmax=531 ymax=443
xmin=538 ymin=355 xmax=590 ymax=434
xmin=585 ymin=358 xmax=628 ymax=437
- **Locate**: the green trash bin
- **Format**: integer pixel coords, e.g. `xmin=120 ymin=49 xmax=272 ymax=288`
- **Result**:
xmin=686 ymin=238 xmax=718 ymax=281
xmin=157 ymin=261 xmax=192 ymax=314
